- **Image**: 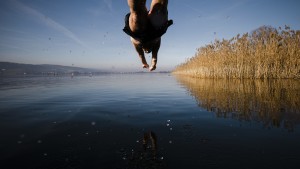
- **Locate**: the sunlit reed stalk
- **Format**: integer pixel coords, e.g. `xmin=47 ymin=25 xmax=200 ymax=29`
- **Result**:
xmin=173 ymin=25 xmax=300 ymax=79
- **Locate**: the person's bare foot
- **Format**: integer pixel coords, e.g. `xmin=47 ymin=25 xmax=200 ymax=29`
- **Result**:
xmin=149 ymin=65 xmax=156 ymax=71
xmin=149 ymin=58 xmax=157 ymax=71
xmin=143 ymin=64 xmax=149 ymax=69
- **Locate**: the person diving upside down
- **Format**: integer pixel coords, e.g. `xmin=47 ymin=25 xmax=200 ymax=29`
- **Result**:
xmin=123 ymin=0 xmax=173 ymax=71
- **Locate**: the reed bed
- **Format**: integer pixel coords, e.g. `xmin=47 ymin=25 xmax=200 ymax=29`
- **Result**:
xmin=173 ymin=26 xmax=300 ymax=79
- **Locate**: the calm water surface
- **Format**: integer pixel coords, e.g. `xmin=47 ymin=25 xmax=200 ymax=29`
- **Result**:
xmin=0 ymin=73 xmax=299 ymax=169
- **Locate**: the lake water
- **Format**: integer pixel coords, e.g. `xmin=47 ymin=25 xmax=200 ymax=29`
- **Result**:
xmin=0 ymin=73 xmax=299 ymax=169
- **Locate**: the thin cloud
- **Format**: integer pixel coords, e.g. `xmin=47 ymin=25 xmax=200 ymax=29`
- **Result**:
xmin=207 ymin=0 xmax=249 ymax=20
xmin=182 ymin=3 xmax=204 ymax=16
xmin=0 ymin=42 xmax=30 ymax=52
xmin=183 ymin=0 xmax=248 ymax=21
xmin=87 ymin=0 xmax=114 ymax=18
xmin=11 ymin=0 xmax=88 ymax=48
xmin=103 ymin=0 xmax=113 ymax=13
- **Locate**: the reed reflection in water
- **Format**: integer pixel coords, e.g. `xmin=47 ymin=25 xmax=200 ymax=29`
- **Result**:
xmin=175 ymin=75 xmax=300 ymax=131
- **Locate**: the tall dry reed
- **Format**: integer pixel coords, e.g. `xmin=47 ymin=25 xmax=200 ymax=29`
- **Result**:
xmin=173 ymin=26 xmax=300 ymax=79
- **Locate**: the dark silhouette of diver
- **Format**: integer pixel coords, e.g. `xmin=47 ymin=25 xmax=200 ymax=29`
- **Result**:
xmin=123 ymin=0 xmax=173 ymax=71
xmin=128 ymin=131 xmax=165 ymax=169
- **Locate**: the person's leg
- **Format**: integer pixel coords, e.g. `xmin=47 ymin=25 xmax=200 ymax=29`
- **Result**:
xmin=127 ymin=0 xmax=148 ymax=33
xmin=131 ymin=38 xmax=149 ymax=69
xmin=148 ymin=0 xmax=168 ymax=30
xmin=149 ymin=38 xmax=161 ymax=71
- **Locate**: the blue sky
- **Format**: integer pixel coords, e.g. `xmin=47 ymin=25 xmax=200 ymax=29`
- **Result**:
xmin=0 ymin=0 xmax=299 ymax=71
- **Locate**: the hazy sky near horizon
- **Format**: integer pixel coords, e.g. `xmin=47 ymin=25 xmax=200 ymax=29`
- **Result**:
xmin=0 ymin=0 xmax=299 ymax=71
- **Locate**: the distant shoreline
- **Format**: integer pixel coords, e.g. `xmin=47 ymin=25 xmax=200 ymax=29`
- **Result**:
xmin=0 ymin=62 xmax=171 ymax=77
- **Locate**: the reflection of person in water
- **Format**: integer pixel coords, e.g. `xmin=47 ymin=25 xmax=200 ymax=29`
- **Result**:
xmin=123 ymin=0 xmax=173 ymax=71
xmin=128 ymin=131 xmax=164 ymax=169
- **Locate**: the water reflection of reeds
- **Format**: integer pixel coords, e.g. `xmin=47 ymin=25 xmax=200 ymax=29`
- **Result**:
xmin=175 ymin=75 xmax=300 ymax=131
